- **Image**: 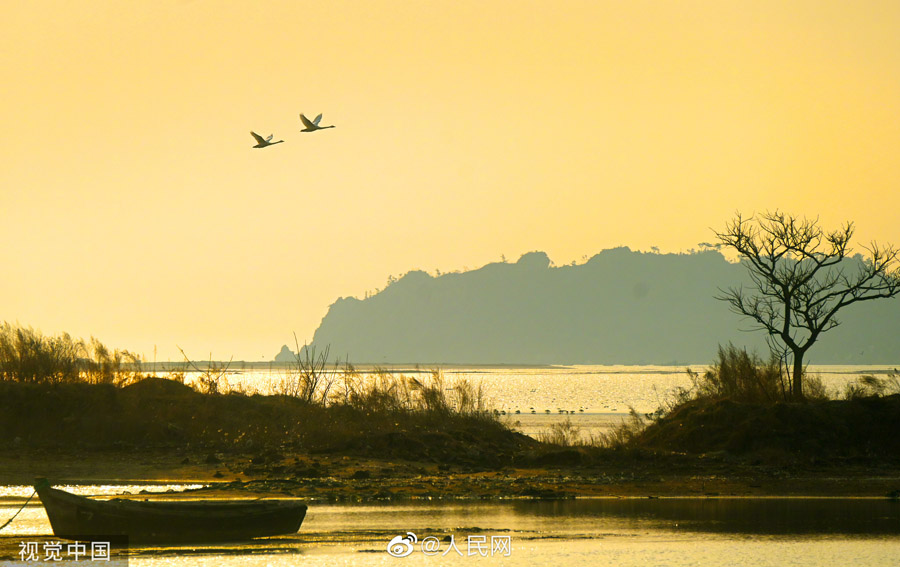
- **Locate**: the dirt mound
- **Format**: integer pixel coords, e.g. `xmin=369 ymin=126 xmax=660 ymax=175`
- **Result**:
xmin=636 ymin=394 xmax=900 ymax=459
xmin=121 ymin=376 xmax=196 ymax=397
xmin=339 ymin=426 xmax=536 ymax=466
xmin=0 ymin=380 xmax=530 ymax=467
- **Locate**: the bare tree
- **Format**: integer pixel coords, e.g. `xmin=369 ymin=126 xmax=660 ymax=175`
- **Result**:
xmin=715 ymin=211 xmax=900 ymax=400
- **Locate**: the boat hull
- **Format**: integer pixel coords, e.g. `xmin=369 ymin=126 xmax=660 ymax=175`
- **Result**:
xmin=36 ymin=484 xmax=307 ymax=543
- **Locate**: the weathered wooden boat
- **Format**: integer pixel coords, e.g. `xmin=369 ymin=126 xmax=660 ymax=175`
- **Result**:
xmin=34 ymin=478 xmax=307 ymax=542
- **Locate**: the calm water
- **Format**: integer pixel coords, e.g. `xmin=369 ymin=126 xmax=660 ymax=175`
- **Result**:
xmin=176 ymin=364 xmax=897 ymax=438
xmin=2 ymin=490 xmax=900 ymax=566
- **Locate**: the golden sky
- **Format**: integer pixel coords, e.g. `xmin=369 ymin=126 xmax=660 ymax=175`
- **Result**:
xmin=3 ymin=0 xmax=899 ymax=361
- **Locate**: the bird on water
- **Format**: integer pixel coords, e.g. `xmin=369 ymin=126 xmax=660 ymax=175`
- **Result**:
xmin=250 ymin=131 xmax=284 ymax=148
xmin=299 ymin=113 xmax=335 ymax=132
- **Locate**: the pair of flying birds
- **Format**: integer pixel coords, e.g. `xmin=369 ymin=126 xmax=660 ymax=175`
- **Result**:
xmin=251 ymin=113 xmax=334 ymax=148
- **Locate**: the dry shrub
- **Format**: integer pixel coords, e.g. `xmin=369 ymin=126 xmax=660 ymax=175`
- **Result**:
xmin=537 ymin=417 xmax=582 ymax=447
xmin=593 ymin=409 xmax=647 ymax=449
xmin=275 ymin=339 xmax=339 ymax=404
xmin=692 ymin=344 xmax=787 ymax=403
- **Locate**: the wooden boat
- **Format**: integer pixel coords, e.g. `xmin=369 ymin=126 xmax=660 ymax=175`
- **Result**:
xmin=34 ymin=478 xmax=307 ymax=542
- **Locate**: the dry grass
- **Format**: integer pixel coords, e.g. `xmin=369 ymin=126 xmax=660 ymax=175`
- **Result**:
xmin=670 ymin=344 xmax=829 ymax=405
xmin=0 ymin=365 xmax=517 ymax=464
xmin=536 ymin=417 xmax=582 ymax=447
xmin=0 ymin=322 xmax=142 ymax=386
xmin=274 ymin=339 xmax=340 ymax=404
xmin=844 ymin=372 xmax=900 ymax=399
xmin=593 ymin=409 xmax=648 ymax=449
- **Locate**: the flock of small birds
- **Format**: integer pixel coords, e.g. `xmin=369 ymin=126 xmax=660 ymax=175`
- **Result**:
xmin=492 ymin=407 xmax=590 ymax=416
xmin=251 ymin=113 xmax=335 ymax=148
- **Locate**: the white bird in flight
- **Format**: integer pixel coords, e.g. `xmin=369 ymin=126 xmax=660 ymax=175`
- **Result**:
xmin=299 ymin=113 xmax=335 ymax=132
xmin=250 ymin=131 xmax=284 ymax=148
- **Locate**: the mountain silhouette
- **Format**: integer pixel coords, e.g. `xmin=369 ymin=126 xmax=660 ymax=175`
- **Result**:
xmin=298 ymin=248 xmax=900 ymax=365
xmin=274 ymin=345 xmax=296 ymax=363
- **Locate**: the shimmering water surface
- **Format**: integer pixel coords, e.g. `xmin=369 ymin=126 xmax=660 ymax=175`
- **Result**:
xmin=2 ymin=494 xmax=899 ymax=566
xmin=176 ymin=364 xmax=897 ymax=438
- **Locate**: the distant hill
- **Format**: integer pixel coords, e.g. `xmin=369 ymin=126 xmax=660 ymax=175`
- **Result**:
xmin=300 ymin=248 xmax=900 ymax=365
xmin=273 ymin=345 xmax=296 ymax=363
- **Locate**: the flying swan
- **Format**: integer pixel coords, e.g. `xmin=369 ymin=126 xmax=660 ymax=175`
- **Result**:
xmin=250 ymin=131 xmax=284 ymax=148
xmin=299 ymin=113 xmax=335 ymax=132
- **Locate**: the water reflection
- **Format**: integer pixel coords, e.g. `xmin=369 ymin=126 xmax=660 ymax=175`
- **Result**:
xmin=3 ymin=496 xmax=899 ymax=540
xmin=515 ymin=498 xmax=900 ymax=535
xmin=3 ymin=498 xmax=900 ymax=566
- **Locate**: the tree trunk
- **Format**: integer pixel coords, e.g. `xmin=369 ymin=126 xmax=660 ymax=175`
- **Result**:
xmin=791 ymin=350 xmax=804 ymax=401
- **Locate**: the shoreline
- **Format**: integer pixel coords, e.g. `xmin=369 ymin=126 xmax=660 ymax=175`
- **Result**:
xmin=3 ymin=450 xmax=898 ymax=500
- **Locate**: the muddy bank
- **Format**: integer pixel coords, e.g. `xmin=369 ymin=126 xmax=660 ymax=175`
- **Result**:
xmin=2 ymin=449 xmax=899 ymax=500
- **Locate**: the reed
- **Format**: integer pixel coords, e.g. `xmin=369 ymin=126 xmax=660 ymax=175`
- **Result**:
xmin=0 ymin=322 xmax=141 ymax=386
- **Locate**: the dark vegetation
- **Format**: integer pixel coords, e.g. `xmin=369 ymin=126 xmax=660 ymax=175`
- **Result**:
xmin=2 ymin=320 xmax=897 ymax=476
xmin=0 ymin=377 xmax=531 ymax=466
xmin=0 ymin=323 xmax=532 ymax=468
xmin=636 ymin=393 xmax=900 ymax=460
xmin=680 ymin=344 xmax=828 ymax=404
xmin=591 ymin=344 xmax=900 ymax=463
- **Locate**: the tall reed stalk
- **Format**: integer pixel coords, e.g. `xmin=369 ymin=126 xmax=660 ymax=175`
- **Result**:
xmin=0 ymin=322 xmax=141 ymax=385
